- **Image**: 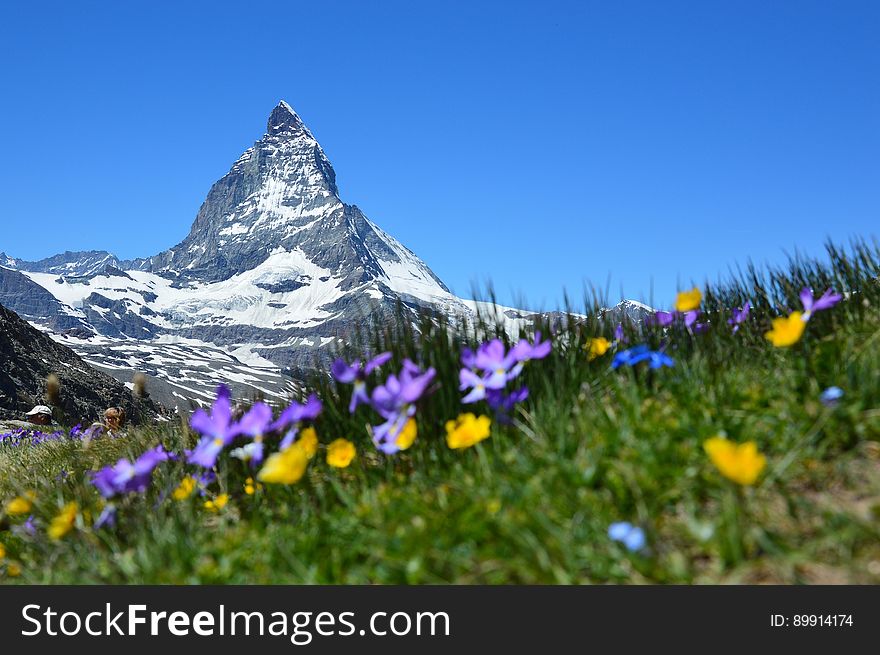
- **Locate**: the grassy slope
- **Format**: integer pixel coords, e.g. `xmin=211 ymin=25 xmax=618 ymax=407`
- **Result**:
xmin=1 ymin=241 xmax=879 ymax=584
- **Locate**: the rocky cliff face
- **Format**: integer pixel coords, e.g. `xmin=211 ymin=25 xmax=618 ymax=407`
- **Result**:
xmin=0 ymin=303 xmax=161 ymax=424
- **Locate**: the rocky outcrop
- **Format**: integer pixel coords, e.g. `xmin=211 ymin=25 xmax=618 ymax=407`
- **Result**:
xmin=0 ymin=303 xmax=162 ymax=424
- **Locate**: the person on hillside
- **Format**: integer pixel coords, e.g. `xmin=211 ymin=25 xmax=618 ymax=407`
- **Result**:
xmin=24 ymin=405 xmax=53 ymax=426
xmin=103 ymin=407 xmax=127 ymax=434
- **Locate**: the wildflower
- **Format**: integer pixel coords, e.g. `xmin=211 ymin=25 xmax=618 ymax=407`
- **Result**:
xmin=48 ymin=502 xmax=78 ymax=540
xmin=445 ymin=413 xmax=492 ymax=450
xmin=0 ymin=543 xmax=4 ymax=559
xmin=188 ymin=385 xmax=238 ymax=468
xmin=13 ymin=515 xmax=36 ymax=537
xmin=230 ymin=442 xmax=262 ymax=464
xmin=611 ymin=345 xmax=674 ymax=369
xmin=93 ymin=504 xmax=117 ymax=530
xmin=5 ymin=491 xmax=36 ymax=516
xmin=608 ymin=522 xmax=646 ymax=552
xmin=800 ymin=287 xmax=842 ymax=321
xmin=395 ymin=418 xmax=418 ymax=451
xmin=459 ymin=368 xmax=489 ymax=403
xmin=510 ymin=331 xmax=552 ymax=363
xmin=257 ymin=443 xmax=309 ymax=485
xmin=486 ymin=386 xmax=529 ymax=424
xmin=6 ymin=562 xmax=21 ymax=577
xmin=650 ymin=310 xmax=676 ymax=327
xmin=327 ymin=439 xmax=356 ymax=468
xmin=675 ymin=287 xmax=702 ymax=312
xmin=703 ymin=437 xmax=766 ymax=486
xmin=331 ymin=352 xmax=392 ymax=413
xmin=297 ymin=426 xmax=319 ymax=459
xmin=371 ymin=413 xmax=415 ymax=455
xmin=271 ymin=394 xmax=323 ymax=449
xmin=586 ymin=337 xmax=611 ymax=361
xmin=764 ymin=312 xmax=806 ymax=347
xmin=683 ymin=310 xmax=708 ymax=333
xmin=203 ymin=493 xmax=229 ymax=512
xmin=92 ymin=445 xmax=170 ymax=498
xmin=613 ymin=323 xmax=627 ymax=344
xmin=728 ymin=301 xmax=751 ymax=332
xmin=230 ymin=402 xmax=274 ymax=466
xmin=370 ymin=360 xmax=435 ymax=454
xmin=244 ymin=477 xmax=262 ymax=495
xmin=171 ymin=476 xmax=197 ymax=501
xmin=372 ymin=360 xmax=436 ymax=419
xmin=819 ymin=386 xmax=844 ymax=407
xmin=469 ymin=339 xmax=523 ymax=390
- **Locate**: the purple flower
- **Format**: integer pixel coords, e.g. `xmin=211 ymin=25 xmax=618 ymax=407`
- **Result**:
xmin=486 ymin=386 xmax=529 ymax=423
xmin=271 ymin=394 xmax=323 ymax=449
xmin=13 ymin=515 xmax=37 ymax=537
xmin=331 ymin=352 xmax=392 ymax=413
xmin=611 ymin=345 xmax=674 ymax=369
xmin=371 ymin=413 xmax=412 ymax=455
xmin=459 ymin=368 xmax=489 ymax=403
xmin=473 ymin=339 xmax=523 ymax=389
xmin=371 ymin=360 xmax=436 ymax=420
xmin=683 ymin=310 xmax=709 ymax=333
xmin=93 ymin=504 xmax=117 ymax=530
xmin=229 ymin=402 xmax=273 ymax=465
xmin=650 ymin=311 xmax=676 ymax=327
xmin=91 ymin=445 xmax=170 ymax=498
xmin=800 ymin=287 xmax=842 ymax=320
xmin=511 ymin=331 xmax=552 ymax=363
xmin=728 ymin=301 xmax=751 ymax=332
xmin=614 ymin=323 xmax=627 ymax=344
xmin=608 ymin=521 xmax=646 ymax=552
xmin=188 ymin=385 xmax=239 ymax=468
xmin=369 ymin=360 xmax=435 ymax=454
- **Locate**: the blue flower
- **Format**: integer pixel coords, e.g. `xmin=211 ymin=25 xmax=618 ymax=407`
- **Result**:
xmin=608 ymin=521 xmax=646 ymax=552
xmin=819 ymin=386 xmax=844 ymax=407
xmin=611 ymin=345 xmax=674 ymax=370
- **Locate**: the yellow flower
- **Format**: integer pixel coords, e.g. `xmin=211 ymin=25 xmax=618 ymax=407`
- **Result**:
xmin=257 ymin=443 xmax=309 ymax=484
xmin=244 ymin=477 xmax=262 ymax=495
xmin=298 ymin=427 xmax=319 ymax=459
xmin=704 ymin=437 xmax=767 ymax=486
xmin=586 ymin=337 xmax=611 ymax=361
xmin=48 ymin=502 xmax=78 ymax=540
xmin=0 ymin=543 xmax=5 ymax=559
xmin=203 ymin=493 xmax=229 ymax=512
xmin=5 ymin=491 xmax=36 ymax=515
xmin=327 ymin=439 xmax=356 ymax=468
xmin=396 ymin=418 xmax=418 ymax=450
xmin=7 ymin=562 xmax=21 ymax=577
xmin=765 ymin=311 xmax=807 ymax=347
xmin=675 ymin=287 xmax=702 ymax=312
xmin=171 ymin=476 xmax=197 ymax=501
xmin=445 ymin=413 xmax=492 ymax=450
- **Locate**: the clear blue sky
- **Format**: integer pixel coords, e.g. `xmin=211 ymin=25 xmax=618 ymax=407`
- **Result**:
xmin=1 ymin=1 xmax=877 ymax=309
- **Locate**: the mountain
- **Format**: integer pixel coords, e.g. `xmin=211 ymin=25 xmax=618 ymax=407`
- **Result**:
xmin=0 ymin=101 xmax=651 ymax=406
xmin=0 ymin=302 xmax=161 ymax=424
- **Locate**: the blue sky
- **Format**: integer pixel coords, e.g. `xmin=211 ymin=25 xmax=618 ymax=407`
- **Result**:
xmin=1 ymin=1 xmax=877 ymax=308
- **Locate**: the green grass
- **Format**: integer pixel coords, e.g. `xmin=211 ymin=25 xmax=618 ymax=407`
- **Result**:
xmin=1 ymin=239 xmax=880 ymax=584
